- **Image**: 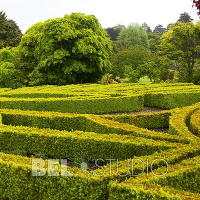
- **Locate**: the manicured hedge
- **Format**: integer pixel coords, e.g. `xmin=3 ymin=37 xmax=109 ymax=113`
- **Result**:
xmin=0 ymin=125 xmax=174 ymax=163
xmin=169 ymin=103 xmax=200 ymax=144
xmin=0 ymin=109 xmax=130 ymax=135
xmin=109 ymin=182 xmax=183 ymax=200
xmin=0 ymin=88 xmax=12 ymax=93
xmin=106 ymin=104 xmax=200 ymax=199
xmin=0 ymin=95 xmax=144 ymax=114
xmin=108 ymin=156 xmax=200 ymax=200
xmin=105 ymin=110 xmax=171 ymax=129
xmin=0 ymin=153 xmax=108 ymax=200
xmin=2 ymin=147 xmax=200 ymax=200
xmin=190 ymin=110 xmax=200 ymax=136
xmin=155 ymin=164 xmax=200 ymax=194
xmin=109 ymin=181 xmax=200 ymax=200
xmin=144 ymin=92 xmax=200 ymax=109
xmin=99 ymin=143 xmax=200 ymax=179
xmin=150 ymin=155 xmax=200 ymax=194
xmin=0 ymin=83 xmax=199 ymax=114
xmin=0 ymin=109 xmax=188 ymax=144
xmin=0 ymin=83 xmax=195 ymax=98
xmin=1 ymin=140 xmax=199 ymax=199
xmin=1 ymin=83 xmax=200 ymax=199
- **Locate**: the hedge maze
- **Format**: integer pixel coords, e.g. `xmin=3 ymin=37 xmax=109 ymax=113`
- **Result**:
xmin=0 ymin=83 xmax=200 ymax=199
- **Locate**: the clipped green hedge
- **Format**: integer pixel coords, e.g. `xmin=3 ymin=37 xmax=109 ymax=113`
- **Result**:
xmin=0 ymin=83 xmax=195 ymax=98
xmin=98 ymin=144 xmax=200 ymax=180
xmin=144 ymin=92 xmax=200 ymax=109
xmin=0 ymin=83 xmax=199 ymax=114
xmin=0 ymin=88 xmax=12 ymax=93
xmin=0 ymin=153 xmax=107 ymax=200
xmin=168 ymin=103 xmax=200 ymax=144
xmin=0 ymin=109 xmax=130 ymax=135
xmin=106 ymin=110 xmax=171 ymax=129
xmin=151 ymin=156 xmax=200 ymax=194
xmin=2 ymin=147 xmax=200 ymax=200
xmin=0 ymin=109 xmax=188 ymax=144
xmin=190 ymin=110 xmax=200 ymax=136
xmin=0 ymin=95 xmax=144 ymax=114
xmin=109 ymin=181 xmax=200 ymax=200
xmin=109 ymin=182 xmax=182 ymax=200
xmin=108 ymin=156 xmax=200 ymax=200
xmin=1 ymin=83 xmax=200 ymax=199
xmin=156 ymin=167 xmax=200 ymax=194
xmin=1 ymin=142 xmax=199 ymax=199
xmin=0 ymin=125 xmax=174 ymax=163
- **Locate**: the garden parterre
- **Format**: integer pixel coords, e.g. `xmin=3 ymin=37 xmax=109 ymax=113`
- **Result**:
xmin=0 ymin=83 xmax=200 ymax=199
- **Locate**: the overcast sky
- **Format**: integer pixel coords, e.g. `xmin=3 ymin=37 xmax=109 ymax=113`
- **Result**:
xmin=1 ymin=0 xmax=199 ymax=33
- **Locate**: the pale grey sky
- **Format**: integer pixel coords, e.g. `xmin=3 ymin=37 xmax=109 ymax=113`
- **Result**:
xmin=1 ymin=0 xmax=199 ymax=33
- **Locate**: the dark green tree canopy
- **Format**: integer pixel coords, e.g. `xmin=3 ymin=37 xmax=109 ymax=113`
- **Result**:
xmin=153 ymin=24 xmax=167 ymax=35
xmin=0 ymin=11 xmax=22 ymax=49
xmin=177 ymin=12 xmax=193 ymax=22
xmin=18 ymin=13 xmax=113 ymax=85
xmin=142 ymin=23 xmax=152 ymax=33
xmin=105 ymin=25 xmax=125 ymax=41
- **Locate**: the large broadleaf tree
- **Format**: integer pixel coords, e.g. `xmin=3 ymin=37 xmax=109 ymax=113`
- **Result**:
xmin=18 ymin=13 xmax=113 ymax=85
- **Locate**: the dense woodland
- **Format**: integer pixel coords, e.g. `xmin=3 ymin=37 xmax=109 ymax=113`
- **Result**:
xmin=0 ymin=8 xmax=200 ymax=88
